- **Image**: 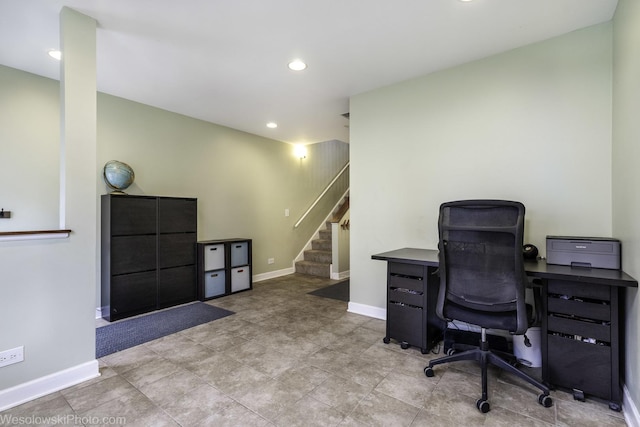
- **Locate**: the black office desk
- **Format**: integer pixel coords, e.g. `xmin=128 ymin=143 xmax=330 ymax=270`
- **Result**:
xmin=372 ymin=247 xmax=638 ymax=411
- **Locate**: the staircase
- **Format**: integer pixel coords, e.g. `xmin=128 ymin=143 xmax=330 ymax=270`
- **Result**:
xmin=295 ymin=197 xmax=349 ymax=278
xmin=295 ymin=224 xmax=333 ymax=277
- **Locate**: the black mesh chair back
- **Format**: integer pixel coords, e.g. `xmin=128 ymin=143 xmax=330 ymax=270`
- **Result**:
xmin=437 ymin=200 xmax=528 ymax=334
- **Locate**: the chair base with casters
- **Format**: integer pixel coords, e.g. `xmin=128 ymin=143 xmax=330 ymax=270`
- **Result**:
xmin=424 ymin=328 xmax=553 ymax=413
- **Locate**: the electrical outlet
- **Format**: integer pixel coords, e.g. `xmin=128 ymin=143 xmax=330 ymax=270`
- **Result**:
xmin=268 ymin=258 xmax=275 ymax=264
xmin=0 ymin=346 xmax=24 ymax=368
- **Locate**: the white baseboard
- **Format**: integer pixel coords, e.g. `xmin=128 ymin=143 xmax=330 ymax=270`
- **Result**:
xmin=624 ymin=385 xmax=640 ymax=427
xmin=253 ymin=267 xmax=295 ymax=283
xmin=331 ymin=270 xmax=350 ymax=280
xmin=0 ymin=360 xmax=100 ymax=412
xmin=347 ymin=301 xmax=386 ymax=320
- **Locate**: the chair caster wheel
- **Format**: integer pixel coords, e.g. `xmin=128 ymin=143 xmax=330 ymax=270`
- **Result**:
xmin=476 ymin=399 xmax=490 ymax=413
xmin=383 ymin=337 xmax=390 ymax=344
xmin=609 ymin=402 xmax=622 ymax=412
xmin=424 ymin=367 xmax=434 ymax=377
xmin=538 ymin=394 xmax=553 ymax=408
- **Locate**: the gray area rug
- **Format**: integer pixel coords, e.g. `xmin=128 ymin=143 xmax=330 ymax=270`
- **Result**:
xmin=96 ymin=302 xmax=234 ymax=358
xmin=308 ymin=280 xmax=349 ymax=302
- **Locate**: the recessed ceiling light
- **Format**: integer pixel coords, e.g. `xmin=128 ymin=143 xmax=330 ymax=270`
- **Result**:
xmin=266 ymin=122 xmax=278 ymax=129
xmin=48 ymin=50 xmax=62 ymax=60
xmin=288 ymin=59 xmax=307 ymax=71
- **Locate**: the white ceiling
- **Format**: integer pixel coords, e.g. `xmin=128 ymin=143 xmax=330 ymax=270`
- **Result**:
xmin=0 ymin=0 xmax=618 ymax=145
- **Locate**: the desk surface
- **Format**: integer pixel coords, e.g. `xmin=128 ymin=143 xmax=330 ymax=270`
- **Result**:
xmin=372 ymin=248 xmax=638 ymax=288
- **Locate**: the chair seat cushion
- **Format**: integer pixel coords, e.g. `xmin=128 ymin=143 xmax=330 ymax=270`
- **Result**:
xmin=443 ymin=301 xmax=533 ymax=333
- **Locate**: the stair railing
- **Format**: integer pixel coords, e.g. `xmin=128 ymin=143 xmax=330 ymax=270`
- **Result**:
xmin=294 ymin=161 xmax=349 ymax=228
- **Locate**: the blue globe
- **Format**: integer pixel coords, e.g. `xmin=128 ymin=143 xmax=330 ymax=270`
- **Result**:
xmin=103 ymin=160 xmax=135 ymax=193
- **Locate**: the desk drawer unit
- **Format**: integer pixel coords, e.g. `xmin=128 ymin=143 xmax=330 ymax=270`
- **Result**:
xmin=543 ymin=279 xmax=621 ymax=410
xmin=384 ymin=262 xmax=442 ymax=354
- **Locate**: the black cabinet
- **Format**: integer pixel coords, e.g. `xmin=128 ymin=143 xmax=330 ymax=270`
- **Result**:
xmin=197 ymin=239 xmax=252 ymax=300
xmin=101 ymin=195 xmax=197 ymax=321
xmin=382 ymin=261 xmax=444 ymax=354
xmin=542 ymin=279 xmax=622 ymax=410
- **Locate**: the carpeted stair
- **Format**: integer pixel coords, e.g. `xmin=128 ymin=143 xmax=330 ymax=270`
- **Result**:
xmin=295 ymin=196 xmax=349 ymax=278
xmin=295 ymin=223 xmax=333 ymax=277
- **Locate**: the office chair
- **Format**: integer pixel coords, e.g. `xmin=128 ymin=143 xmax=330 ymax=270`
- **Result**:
xmin=424 ymin=200 xmax=552 ymax=413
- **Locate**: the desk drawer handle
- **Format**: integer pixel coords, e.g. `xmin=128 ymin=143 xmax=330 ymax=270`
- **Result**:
xmin=209 ymin=247 xmax=218 ymax=251
xmin=210 ymin=273 xmax=218 ymax=278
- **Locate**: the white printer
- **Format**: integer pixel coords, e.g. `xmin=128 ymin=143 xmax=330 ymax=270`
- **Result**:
xmin=546 ymin=236 xmax=621 ymax=270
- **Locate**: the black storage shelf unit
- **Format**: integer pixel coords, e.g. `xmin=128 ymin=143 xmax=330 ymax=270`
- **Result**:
xmin=101 ymin=194 xmax=197 ymax=321
xmin=197 ymin=238 xmax=252 ymax=300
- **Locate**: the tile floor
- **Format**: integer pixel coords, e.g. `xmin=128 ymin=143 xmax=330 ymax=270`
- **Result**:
xmin=1 ymin=274 xmax=628 ymax=426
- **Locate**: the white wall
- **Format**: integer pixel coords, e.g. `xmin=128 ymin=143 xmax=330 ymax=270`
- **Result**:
xmin=612 ymin=0 xmax=640 ymax=415
xmin=350 ymin=23 xmax=612 ymax=310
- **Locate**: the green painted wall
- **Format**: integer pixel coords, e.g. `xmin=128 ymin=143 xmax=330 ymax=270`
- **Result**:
xmin=96 ymin=93 xmax=348 ymax=278
xmin=350 ymin=23 xmax=613 ymax=311
xmin=613 ymin=0 xmax=640 ymax=412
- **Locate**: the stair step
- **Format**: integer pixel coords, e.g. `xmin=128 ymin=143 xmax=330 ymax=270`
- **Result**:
xmin=298 ymin=198 xmax=347 ymax=279
xmin=304 ymin=249 xmax=332 ymax=263
xmin=295 ymin=260 xmax=330 ymax=278
xmin=319 ymin=229 xmax=332 ymax=240
xmin=312 ymin=239 xmax=331 ymax=251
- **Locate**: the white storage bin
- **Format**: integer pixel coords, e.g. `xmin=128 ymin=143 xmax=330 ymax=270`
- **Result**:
xmin=204 ymin=244 xmax=225 ymax=270
xmin=231 ymin=266 xmax=250 ymax=292
xmin=513 ymin=327 xmax=542 ymax=367
xmin=204 ymin=270 xmax=226 ymax=298
xmin=230 ymin=241 xmax=249 ymax=267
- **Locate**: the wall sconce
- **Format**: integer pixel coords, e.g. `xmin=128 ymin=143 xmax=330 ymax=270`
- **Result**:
xmin=294 ymin=145 xmax=307 ymax=159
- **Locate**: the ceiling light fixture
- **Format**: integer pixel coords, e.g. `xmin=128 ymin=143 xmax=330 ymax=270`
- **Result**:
xmin=48 ymin=50 xmax=62 ymax=60
xmin=266 ymin=122 xmax=278 ymax=129
xmin=288 ymin=59 xmax=307 ymax=71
